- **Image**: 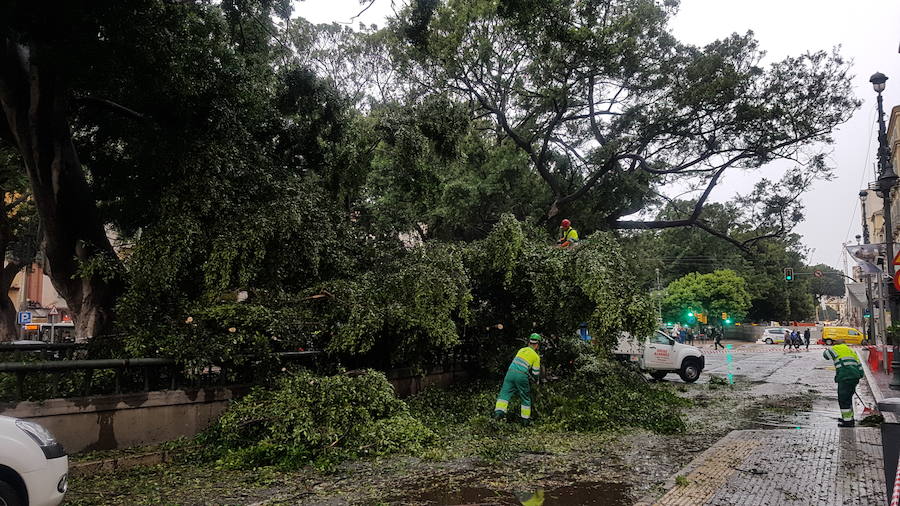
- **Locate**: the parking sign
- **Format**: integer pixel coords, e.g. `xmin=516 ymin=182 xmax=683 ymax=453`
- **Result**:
xmin=16 ymin=311 xmax=31 ymax=325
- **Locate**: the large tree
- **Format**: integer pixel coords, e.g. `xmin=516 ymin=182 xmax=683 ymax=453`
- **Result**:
xmin=390 ymin=0 xmax=857 ymax=244
xmin=662 ymin=270 xmax=751 ymax=325
xmin=0 ymin=0 xmax=292 ymax=338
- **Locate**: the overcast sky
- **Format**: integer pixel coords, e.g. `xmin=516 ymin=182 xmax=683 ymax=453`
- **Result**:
xmin=294 ymin=0 xmax=900 ymax=269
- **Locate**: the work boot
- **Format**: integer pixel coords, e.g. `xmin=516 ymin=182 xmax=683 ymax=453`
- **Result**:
xmin=838 ymin=419 xmax=856 ymax=428
xmin=520 ymin=418 xmax=533 ymax=427
xmin=493 ymin=410 xmax=506 ymax=421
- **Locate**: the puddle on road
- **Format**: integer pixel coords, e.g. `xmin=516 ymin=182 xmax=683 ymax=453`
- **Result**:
xmin=744 ymin=397 xmax=862 ymax=430
xmin=409 ymin=482 xmax=631 ymax=505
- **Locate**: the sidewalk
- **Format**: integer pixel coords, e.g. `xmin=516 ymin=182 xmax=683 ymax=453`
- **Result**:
xmin=640 ymin=348 xmax=889 ymax=505
xmin=641 ymin=428 xmax=885 ymax=505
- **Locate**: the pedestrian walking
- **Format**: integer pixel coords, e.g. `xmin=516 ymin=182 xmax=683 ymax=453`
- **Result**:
xmin=678 ymin=328 xmax=687 ymax=344
xmin=687 ymin=330 xmax=694 ymax=345
xmin=793 ymin=331 xmax=802 ymax=350
xmin=714 ymin=328 xmax=724 ymax=350
xmin=493 ymin=333 xmax=542 ymax=425
xmin=783 ymin=330 xmax=791 ymax=351
xmin=804 ymin=328 xmax=811 ymax=350
xmin=823 ymin=343 xmax=864 ymax=427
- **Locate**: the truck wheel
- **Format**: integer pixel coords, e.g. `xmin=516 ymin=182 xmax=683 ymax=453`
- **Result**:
xmin=649 ymin=371 xmax=667 ymax=380
xmin=679 ymin=359 xmax=701 ymax=383
xmin=825 ymin=339 xmax=833 ymax=346
xmin=0 ymin=480 xmax=22 ymax=506
xmin=765 ymin=338 xmax=773 ymax=344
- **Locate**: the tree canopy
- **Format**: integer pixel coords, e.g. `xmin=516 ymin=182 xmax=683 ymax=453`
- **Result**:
xmin=662 ymin=269 xmax=751 ymax=325
xmin=0 ymin=0 xmax=856 ymax=365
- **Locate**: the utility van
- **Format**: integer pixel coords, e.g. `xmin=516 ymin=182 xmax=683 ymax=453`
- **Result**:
xmin=819 ymin=327 xmax=866 ymax=346
xmin=613 ymin=330 xmax=705 ymax=382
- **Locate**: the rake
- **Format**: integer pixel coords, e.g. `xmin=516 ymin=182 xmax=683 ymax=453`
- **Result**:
xmin=855 ymin=391 xmax=877 ymax=416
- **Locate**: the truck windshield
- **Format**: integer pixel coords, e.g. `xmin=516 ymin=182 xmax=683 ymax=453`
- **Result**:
xmin=650 ymin=332 xmax=672 ymax=345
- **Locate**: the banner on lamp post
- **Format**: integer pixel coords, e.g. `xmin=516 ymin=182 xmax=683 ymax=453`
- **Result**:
xmin=845 ymin=243 xmax=900 ymax=275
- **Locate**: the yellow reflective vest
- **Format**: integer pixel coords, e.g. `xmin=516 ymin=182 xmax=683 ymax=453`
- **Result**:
xmin=823 ymin=344 xmax=863 ymax=383
xmin=559 ymin=228 xmax=579 ymax=244
xmin=509 ymin=346 xmax=541 ymax=379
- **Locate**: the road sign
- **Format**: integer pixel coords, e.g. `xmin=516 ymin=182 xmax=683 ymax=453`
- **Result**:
xmin=16 ymin=311 xmax=31 ymax=325
xmin=48 ymin=307 xmax=59 ymax=315
xmin=814 ymin=269 xmax=824 ymax=278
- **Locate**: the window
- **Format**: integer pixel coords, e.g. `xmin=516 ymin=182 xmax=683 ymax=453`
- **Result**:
xmin=651 ymin=331 xmax=673 ymax=345
xmin=848 ymin=330 xmax=859 ymax=335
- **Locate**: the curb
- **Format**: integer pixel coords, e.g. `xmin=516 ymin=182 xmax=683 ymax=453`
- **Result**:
xmin=861 ymin=347 xmax=887 ymax=406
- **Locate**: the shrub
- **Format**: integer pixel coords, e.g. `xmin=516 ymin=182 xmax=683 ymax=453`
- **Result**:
xmin=408 ymin=349 xmax=689 ymax=436
xmin=537 ymin=353 xmax=689 ymax=434
xmin=206 ymin=370 xmax=434 ymax=469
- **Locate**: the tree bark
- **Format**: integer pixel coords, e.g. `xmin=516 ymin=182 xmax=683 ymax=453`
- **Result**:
xmin=0 ymin=40 xmax=122 ymax=339
xmin=0 ymin=262 xmax=21 ymax=341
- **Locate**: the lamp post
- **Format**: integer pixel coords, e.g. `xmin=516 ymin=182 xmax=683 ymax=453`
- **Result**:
xmin=860 ymin=192 xmax=877 ymax=349
xmin=870 ymin=72 xmax=900 ymax=389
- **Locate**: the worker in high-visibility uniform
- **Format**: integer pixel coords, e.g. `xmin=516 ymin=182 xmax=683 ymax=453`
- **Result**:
xmin=515 ymin=490 xmax=545 ymax=506
xmin=823 ymin=343 xmax=864 ymax=427
xmin=557 ymin=219 xmax=579 ymax=248
xmin=494 ymin=333 xmax=542 ymax=423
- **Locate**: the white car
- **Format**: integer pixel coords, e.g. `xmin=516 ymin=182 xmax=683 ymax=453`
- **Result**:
xmin=759 ymin=327 xmax=789 ymax=344
xmin=0 ymin=416 xmax=68 ymax=506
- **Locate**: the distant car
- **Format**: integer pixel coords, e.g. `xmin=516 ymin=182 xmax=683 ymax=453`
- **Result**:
xmin=759 ymin=327 xmax=789 ymax=344
xmin=0 ymin=415 xmax=68 ymax=506
xmin=818 ymin=327 xmax=866 ymax=346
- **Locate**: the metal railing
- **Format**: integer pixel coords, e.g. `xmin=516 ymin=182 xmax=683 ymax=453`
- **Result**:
xmin=0 ymin=350 xmax=324 ymax=402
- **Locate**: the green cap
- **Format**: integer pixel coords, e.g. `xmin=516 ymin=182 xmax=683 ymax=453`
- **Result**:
xmin=529 ymin=333 xmax=542 ymax=342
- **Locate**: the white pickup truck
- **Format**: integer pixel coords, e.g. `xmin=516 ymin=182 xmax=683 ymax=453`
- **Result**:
xmin=613 ymin=330 xmax=705 ymax=382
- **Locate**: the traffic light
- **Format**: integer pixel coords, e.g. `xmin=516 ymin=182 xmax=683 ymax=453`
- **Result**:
xmin=721 ymin=312 xmax=728 ymax=320
xmin=725 ymin=319 xmax=732 ymax=324
xmin=784 ymin=267 xmax=794 ymax=281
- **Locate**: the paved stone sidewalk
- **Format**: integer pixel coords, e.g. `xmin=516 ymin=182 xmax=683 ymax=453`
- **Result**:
xmin=641 ymin=428 xmax=886 ymax=505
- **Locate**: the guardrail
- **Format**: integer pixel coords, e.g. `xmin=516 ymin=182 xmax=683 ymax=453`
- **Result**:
xmin=0 ymin=350 xmax=324 ymax=402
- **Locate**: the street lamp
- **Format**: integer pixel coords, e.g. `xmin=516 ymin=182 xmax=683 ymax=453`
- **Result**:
xmin=860 ymin=191 xmax=871 ymax=244
xmin=870 ymin=72 xmax=900 ymax=389
xmin=860 ymin=191 xmax=877 ymax=348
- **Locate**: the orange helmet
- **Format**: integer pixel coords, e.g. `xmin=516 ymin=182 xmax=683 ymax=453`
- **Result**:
xmin=561 ymin=219 xmax=571 ymax=228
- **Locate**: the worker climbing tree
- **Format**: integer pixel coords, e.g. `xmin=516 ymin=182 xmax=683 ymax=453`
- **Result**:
xmin=557 ymin=219 xmax=579 ymax=248
xmin=823 ymin=343 xmax=864 ymax=427
xmin=493 ymin=333 xmax=542 ymax=424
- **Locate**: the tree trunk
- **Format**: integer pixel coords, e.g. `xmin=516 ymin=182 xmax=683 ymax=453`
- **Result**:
xmin=0 ymin=40 xmax=122 ymax=339
xmin=0 ymin=262 xmax=20 ymax=341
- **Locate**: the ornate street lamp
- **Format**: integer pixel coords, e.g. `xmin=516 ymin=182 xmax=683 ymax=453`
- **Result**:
xmin=860 ymin=190 xmax=871 ymax=244
xmin=870 ymin=72 xmax=900 ymax=389
xmin=860 ymin=191 xmax=877 ymax=349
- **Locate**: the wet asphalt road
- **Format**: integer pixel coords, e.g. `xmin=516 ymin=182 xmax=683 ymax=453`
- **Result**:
xmin=698 ymin=343 xmax=877 ymax=427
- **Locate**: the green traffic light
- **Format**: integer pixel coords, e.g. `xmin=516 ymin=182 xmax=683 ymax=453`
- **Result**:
xmin=687 ymin=312 xmax=694 ymax=317
xmin=725 ymin=319 xmax=732 ymax=324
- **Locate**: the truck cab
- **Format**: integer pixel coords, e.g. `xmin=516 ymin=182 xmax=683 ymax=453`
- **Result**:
xmin=614 ymin=330 xmax=705 ymax=382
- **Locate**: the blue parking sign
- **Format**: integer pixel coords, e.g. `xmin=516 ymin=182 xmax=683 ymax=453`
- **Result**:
xmin=17 ymin=311 xmax=31 ymax=325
